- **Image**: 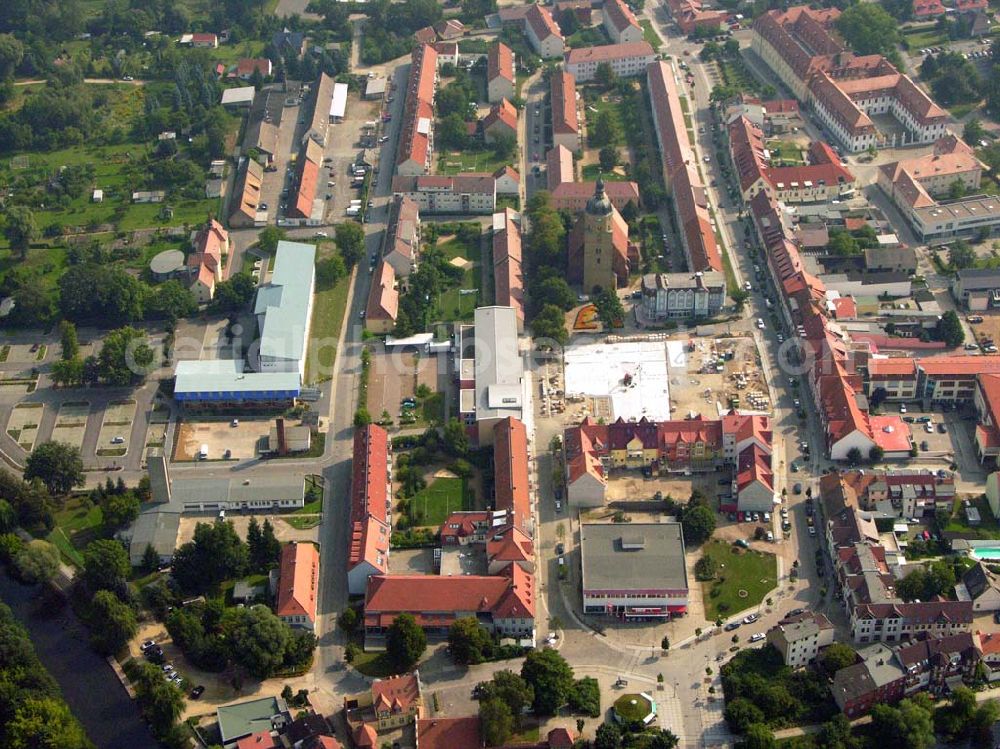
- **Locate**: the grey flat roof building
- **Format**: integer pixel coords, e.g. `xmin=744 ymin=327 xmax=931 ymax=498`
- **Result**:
xmin=127 ymin=509 xmax=180 ymax=566
xmin=580 ymin=523 xmax=688 ymax=594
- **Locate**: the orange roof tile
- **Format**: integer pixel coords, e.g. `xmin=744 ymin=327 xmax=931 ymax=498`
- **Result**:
xmin=275 ymin=542 xmax=319 ymax=623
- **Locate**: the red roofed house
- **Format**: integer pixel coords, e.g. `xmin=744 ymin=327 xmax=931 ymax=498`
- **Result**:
xmin=364 ymin=566 xmax=535 ymax=643
xmin=551 ymin=71 xmax=580 ymax=151
xmin=347 ymin=425 xmax=391 ymax=595
xmin=353 ymin=724 xmax=377 ymax=749
xmin=493 ymin=208 xmax=525 ymax=330
xmin=234 ymin=58 xmax=273 ymax=80
xmin=913 ymin=0 xmax=946 ymax=19
xmin=975 ymin=374 xmax=1000 ymax=465
xmin=486 ymin=525 xmax=535 ymax=575
xmin=275 ymin=542 xmax=319 ymax=630
xmin=396 ymin=45 xmax=438 ymax=177
xmin=181 ymin=32 xmax=218 ymax=48
xmin=236 ymin=731 xmax=280 ymax=749
xmin=493 ymin=165 xmax=520 ymax=196
xmin=416 ymin=717 xmax=482 ymax=749
xmin=435 ymin=19 xmax=466 ymax=40
xmin=413 ymin=26 xmax=437 ymax=45
xmin=665 ymin=0 xmax=727 ymax=35
xmin=440 ymin=511 xmax=492 ymax=545
xmin=189 ymin=219 xmax=230 ymax=303
xmin=483 ymin=99 xmax=518 ymax=144
xmin=564 ymin=41 xmax=656 ymax=82
xmin=344 ymin=673 xmax=424 ymax=732
xmin=365 ymin=260 xmax=399 ymax=335
xmin=603 ymin=0 xmax=644 ymax=44
xmin=487 ymin=42 xmax=516 ymax=103
xmin=868 ymin=415 xmax=913 ymax=459
xmin=494 ymin=417 xmax=532 ymax=534
xmin=524 ymin=4 xmax=565 ymax=58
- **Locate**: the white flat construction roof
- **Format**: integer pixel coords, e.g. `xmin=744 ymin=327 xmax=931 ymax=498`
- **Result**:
xmin=330 ymin=82 xmax=348 ymax=118
xmin=564 ymin=340 xmax=673 ymax=421
xmin=221 ymin=86 xmax=255 ymax=106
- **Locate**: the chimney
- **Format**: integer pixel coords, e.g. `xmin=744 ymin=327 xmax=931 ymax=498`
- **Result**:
xmin=276 ymin=417 xmax=288 ymax=456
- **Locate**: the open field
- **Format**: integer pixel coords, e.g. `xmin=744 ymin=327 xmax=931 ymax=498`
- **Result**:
xmin=699 ymin=540 xmax=778 ymax=620
xmin=437 ymin=149 xmax=509 ymax=175
xmin=304 ymin=243 xmax=352 ymax=384
xmin=407 ymin=477 xmax=470 ymax=527
xmin=942 ymin=495 xmax=1000 ymax=540
xmin=435 ymin=231 xmax=482 ymax=323
xmin=45 ymin=497 xmax=105 ymax=567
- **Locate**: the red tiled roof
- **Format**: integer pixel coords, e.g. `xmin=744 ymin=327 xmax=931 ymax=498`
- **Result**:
xmin=354 ymin=725 xmax=377 ymax=748
xmin=526 ymin=4 xmax=563 ymax=43
xmin=275 ymin=542 xmax=319 ymax=623
xmin=604 ymin=0 xmax=642 ymax=34
xmin=867 ymin=357 xmax=917 ymax=378
xmin=236 ymin=731 xmax=279 ymax=749
xmin=918 ymin=356 xmax=1000 ymax=376
xmin=440 ymin=511 xmax=490 ymax=542
xmin=869 ymin=415 xmax=912 ymax=453
xmin=736 ymin=443 xmax=773 ymax=494
xmin=488 ymin=42 xmax=515 ymax=85
xmin=978 ymin=374 xmax=1000 ymax=449
xmin=551 ymin=71 xmax=578 ymax=135
xmin=414 ymin=26 xmax=437 ymax=44
xmin=235 ymin=58 xmax=272 ymax=77
xmin=417 ymin=717 xmax=482 ymax=749
xmin=290 ymin=154 xmax=319 ymax=219
xmin=435 ymin=19 xmax=466 ymax=39
xmin=565 ymin=41 xmax=654 ymax=66
xmin=493 ymin=209 xmax=524 ymax=323
xmin=831 ymin=297 xmax=857 ymax=319
xmin=349 ymin=425 xmax=390 ymax=574
xmin=483 ymin=98 xmax=518 ymax=133
xmin=366 ymin=260 xmax=398 ymax=322
xmin=494 ymin=417 xmax=530 ymax=533
xmin=364 ymin=567 xmax=534 ymax=626
xmin=486 ymin=526 xmax=534 ymax=566
xmin=397 ymin=45 xmax=438 ymax=173
xmin=372 ymin=673 xmax=421 ymax=712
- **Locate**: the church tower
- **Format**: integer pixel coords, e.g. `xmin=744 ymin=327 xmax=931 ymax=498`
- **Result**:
xmin=581 ymin=177 xmax=618 ymax=294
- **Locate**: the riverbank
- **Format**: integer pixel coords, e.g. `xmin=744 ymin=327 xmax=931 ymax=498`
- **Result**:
xmin=0 ymin=573 xmax=157 ymax=749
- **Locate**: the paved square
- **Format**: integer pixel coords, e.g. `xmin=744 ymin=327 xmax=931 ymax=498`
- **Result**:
xmin=6 ymin=403 xmax=43 ymax=452
xmin=50 ymin=401 xmax=90 ymax=450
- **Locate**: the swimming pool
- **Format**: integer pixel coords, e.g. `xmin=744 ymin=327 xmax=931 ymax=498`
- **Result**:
xmin=971 ymin=548 xmax=1000 ymax=560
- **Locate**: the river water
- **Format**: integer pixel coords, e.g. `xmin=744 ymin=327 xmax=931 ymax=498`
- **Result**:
xmin=0 ymin=574 xmax=158 ymax=749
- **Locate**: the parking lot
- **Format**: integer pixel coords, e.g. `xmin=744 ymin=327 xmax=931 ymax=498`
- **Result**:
xmin=894 ymin=406 xmax=957 ymax=455
xmin=96 ymin=400 xmax=136 ymax=457
xmin=6 ymin=402 xmax=42 ymax=452
xmin=173 ymin=418 xmax=272 ymax=461
xmin=50 ymin=401 xmax=90 ymax=451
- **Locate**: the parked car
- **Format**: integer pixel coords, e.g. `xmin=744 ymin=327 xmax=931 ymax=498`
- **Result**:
xmin=742 ymin=613 xmax=759 ymax=624
xmin=938 ymin=423 xmax=947 ymax=433
xmin=189 ymin=686 xmax=205 ymax=699
xmin=555 ymin=543 xmax=564 ymax=555
xmin=141 ymin=640 xmax=156 ymax=651
xmin=749 ymin=632 xmax=766 ymax=643
xmin=724 ymin=621 xmax=741 ymax=631
xmin=921 ymin=440 xmax=929 ymax=451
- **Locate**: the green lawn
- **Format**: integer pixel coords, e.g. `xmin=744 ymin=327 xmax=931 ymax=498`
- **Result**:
xmin=949 ymin=103 xmax=979 ymax=120
xmin=435 ymin=231 xmax=482 ymax=323
xmin=584 ymin=91 xmax=627 ymax=148
xmin=566 ymin=26 xmax=610 ymax=49
xmin=941 ymin=496 xmax=1000 ymax=539
xmin=614 ymin=694 xmax=654 ymax=723
xmin=45 ymin=497 xmax=106 ymax=567
xmin=700 ymin=540 xmax=778 ymax=620
xmin=296 ymin=475 xmax=324 ymax=514
xmin=903 ymin=27 xmax=950 ymax=50
xmin=582 ymin=163 xmax=628 ymax=181
xmin=766 ymin=139 xmax=805 ymax=164
xmin=352 ymin=649 xmax=398 ymax=677
xmin=640 ymin=20 xmax=663 ymax=49
xmin=304 ymin=244 xmax=351 ymax=384
xmin=718 ymin=58 xmax=762 ymax=95
xmin=285 ymin=516 xmax=321 ymax=530
xmin=407 ymin=477 xmax=471 ymax=527
xmin=437 ymin=149 xmax=509 ymax=175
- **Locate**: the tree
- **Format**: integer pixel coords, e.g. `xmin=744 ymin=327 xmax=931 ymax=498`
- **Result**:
xmin=594 ymin=722 xmax=621 ymax=749
xmin=869 ymin=445 xmax=884 ymax=464
xmin=682 ymin=505 xmax=716 ymax=545
xmin=937 ymin=310 xmax=965 ymax=347
xmin=98 ymin=326 xmax=154 ymax=385
xmin=7 ymin=696 xmax=92 ymax=749
xmin=88 ymin=589 xmax=137 ymax=655
xmin=724 ymin=697 xmax=765 ymax=733
xmin=737 ymin=724 xmax=776 ymax=749
xmin=443 ymin=417 xmax=469 ymax=456
xmin=567 ymin=677 xmax=601 ymax=717
xmin=870 ymin=697 xmax=934 ymax=749
xmin=386 ymin=613 xmax=427 ymax=670
xmin=846 ymin=446 xmax=863 ymax=466
xmin=835 ymin=4 xmax=899 ymax=56
xmin=647 ymin=729 xmax=679 ymax=749
xmin=335 ymin=222 xmax=366 ymax=268
xmin=141 ymin=543 xmax=160 ymax=573
xmin=531 ymin=304 xmax=568 ymax=346
xmin=964 ymin=118 xmax=986 ymax=146
xmin=0 ymin=498 xmax=14 ymax=534
xmin=480 ymin=699 xmax=514 ymax=746
xmin=225 ymin=604 xmax=291 ymax=678
xmin=257 ymin=226 xmax=286 ymax=255
xmin=101 ymin=492 xmax=139 ymax=534
xmin=949 ymin=240 xmax=977 ymax=270
xmin=935 ymin=685 xmax=976 ymax=742
xmin=59 ymin=321 xmax=79 ymax=361
xmin=590 ymin=110 xmax=619 ymax=148
xmin=661 ymin=636 xmax=670 ymax=651
xmin=170 ymin=521 xmax=248 ymax=594
xmin=82 ymin=539 xmax=130 ymax=593
xmin=14 ymin=540 xmax=61 ymax=583
xmin=58 ymin=265 xmax=144 ymax=323
xmin=438 ymin=112 xmax=468 ymax=150
xmin=819 ymin=642 xmax=857 ymax=676
xmin=816 ymin=714 xmax=860 ymax=749
xmin=694 ymin=555 xmax=717 ymax=581
xmin=126 ymin=660 xmax=184 ymax=738
xmin=210 ymin=274 xmax=257 ymax=312
xmin=598 ymin=145 xmax=620 ymax=173
xmin=0 ymin=34 xmax=25 ymax=81
xmin=24 ymin=441 xmax=84 ymax=495
xmin=521 ymin=647 xmax=574 ymax=715
xmin=476 ymin=670 xmax=534 ymax=721
xmin=594 ymin=62 xmax=617 ymax=89
xmin=534 ymin=276 xmax=576 ymax=311
xmin=339 ymin=606 xmax=359 ymax=633
xmin=594 ymin=288 xmax=625 ymax=328
xmin=448 ymin=616 xmax=493 ymax=665
xmin=949 ymin=178 xmax=967 ymax=200
xmin=3 ymin=205 xmax=37 ymax=259
xmin=827 ymin=229 xmax=859 ymax=256
xmin=492 ymin=131 xmax=517 ymax=162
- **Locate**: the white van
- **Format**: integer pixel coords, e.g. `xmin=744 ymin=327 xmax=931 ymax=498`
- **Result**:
xmin=198 ymin=444 xmax=208 ymax=460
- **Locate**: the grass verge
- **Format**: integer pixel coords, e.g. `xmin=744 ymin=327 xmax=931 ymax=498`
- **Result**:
xmin=700 ymin=539 xmax=777 ymax=620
